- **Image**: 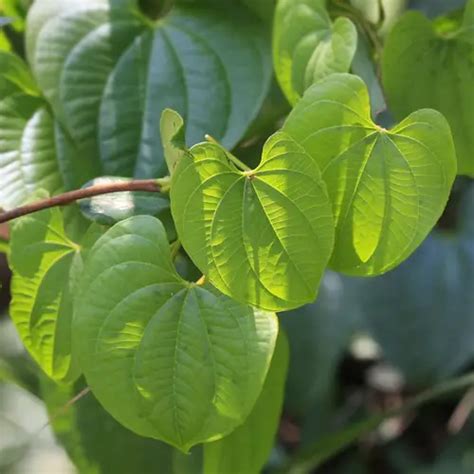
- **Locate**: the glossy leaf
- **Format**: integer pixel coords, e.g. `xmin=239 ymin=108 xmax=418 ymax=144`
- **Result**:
xmin=0 ymin=94 xmax=63 ymax=210
xmin=160 ymin=108 xmax=187 ymax=175
xmin=78 ymin=176 xmax=169 ymax=226
xmin=283 ymin=73 xmax=457 ymax=276
xmin=273 ymin=0 xmax=357 ymax=104
xmin=204 ymin=332 xmax=289 ymax=474
xmin=73 ymin=216 xmax=278 ymax=451
xmin=41 ymin=376 xmax=175 ymax=474
xmin=171 ymin=131 xmax=335 ymax=311
xmin=8 ymin=206 xmax=82 ymax=382
xmin=382 ymin=2 xmax=474 ymax=176
xmin=359 ymin=185 xmax=474 ymax=387
xmin=27 ymin=0 xmax=272 ymax=179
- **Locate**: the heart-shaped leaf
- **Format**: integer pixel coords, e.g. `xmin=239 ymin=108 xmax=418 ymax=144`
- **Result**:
xmin=73 ymin=216 xmax=278 ymax=452
xmin=273 ymin=0 xmax=357 ymax=105
xmin=204 ymin=332 xmax=289 ymax=474
xmin=27 ymin=0 xmax=272 ymax=180
xmin=283 ymin=73 xmax=457 ymax=276
xmin=8 ymin=205 xmax=85 ymax=382
xmin=170 ymin=130 xmax=335 ymax=311
xmin=382 ymin=1 xmax=474 ymax=176
xmin=0 ymin=95 xmax=63 ymax=210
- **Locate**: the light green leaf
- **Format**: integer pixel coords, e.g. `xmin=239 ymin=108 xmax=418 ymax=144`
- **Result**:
xmin=273 ymin=0 xmax=357 ymax=104
xmin=0 ymin=95 xmax=63 ymax=210
xmin=40 ymin=376 xmax=175 ymax=474
xmin=171 ymin=131 xmax=335 ymax=311
xmin=8 ymin=205 xmax=82 ymax=382
xmin=204 ymin=331 xmax=289 ymax=474
xmin=73 ymin=216 xmax=278 ymax=452
xmin=382 ymin=2 xmax=474 ymax=176
xmin=160 ymin=108 xmax=187 ymax=175
xmin=0 ymin=51 xmax=39 ymax=95
xmin=78 ymin=176 xmax=169 ymax=226
xmin=283 ymin=73 xmax=457 ymax=276
xmin=27 ymin=0 xmax=272 ymax=179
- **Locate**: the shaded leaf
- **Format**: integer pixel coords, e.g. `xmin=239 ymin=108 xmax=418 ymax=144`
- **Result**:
xmin=78 ymin=176 xmax=169 ymax=226
xmin=27 ymin=0 xmax=272 ymax=180
xmin=204 ymin=332 xmax=289 ymax=474
xmin=283 ymin=73 xmax=457 ymax=276
xmin=171 ymin=130 xmax=335 ymax=311
xmin=73 ymin=216 xmax=278 ymax=451
xmin=382 ymin=1 xmax=474 ymax=176
xmin=0 ymin=51 xmax=38 ymax=95
xmin=273 ymin=0 xmax=357 ymax=104
xmin=40 ymin=376 xmax=175 ymax=474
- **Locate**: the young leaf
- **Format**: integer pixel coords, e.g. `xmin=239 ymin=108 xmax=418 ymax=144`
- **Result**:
xmin=171 ymin=131 xmax=335 ymax=311
xmin=382 ymin=1 xmax=474 ymax=176
xmin=273 ymin=0 xmax=357 ymax=104
xmin=73 ymin=216 xmax=278 ymax=452
xmin=204 ymin=331 xmax=289 ymax=474
xmin=40 ymin=377 xmax=175 ymax=474
xmin=283 ymin=73 xmax=457 ymax=276
xmin=0 ymin=96 xmax=63 ymax=210
xmin=27 ymin=0 xmax=272 ymax=179
xmin=8 ymin=205 xmax=83 ymax=382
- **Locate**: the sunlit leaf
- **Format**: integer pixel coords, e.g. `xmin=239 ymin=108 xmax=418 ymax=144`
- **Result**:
xmin=73 ymin=216 xmax=278 ymax=451
xmin=9 ymin=205 xmax=84 ymax=382
xmin=171 ymin=130 xmax=335 ymax=311
xmin=283 ymin=73 xmax=457 ymax=276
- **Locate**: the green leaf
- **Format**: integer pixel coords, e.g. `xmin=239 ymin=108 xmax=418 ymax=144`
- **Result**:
xmin=78 ymin=176 xmax=169 ymax=226
xmin=0 ymin=51 xmax=38 ymax=96
xmin=283 ymin=73 xmax=457 ymax=276
xmin=171 ymin=131 xmax=335 ymax=311
xmin=382 ymin=2 xmax=474 ymax=176
xmin=27 ymin=0 xmax=272 ymax=180
xmin=0 ymin=95 xmax=63 ymax=210
xmin=73 ymin=216 xmax=278 ymax=452
xmin=160 ymin=108 xmax=187 ymax=175
xmin=204 ymin=331 xmax=289 ymax=474
xmin=273 ymin=0 xmax=357 ymax=104
xmin=359 ymin=185 xmax=474 ymax=387
xmin=8 ymin=205 xmax=83 ymax=382
xmin=40 ymin=376 xmax=175 ymax=474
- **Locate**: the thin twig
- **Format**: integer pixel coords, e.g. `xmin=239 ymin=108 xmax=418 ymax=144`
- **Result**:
xmin=0 ymin=179 xmax=162 ymax=224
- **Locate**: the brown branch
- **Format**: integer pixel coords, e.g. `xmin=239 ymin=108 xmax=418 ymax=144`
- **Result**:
xmin=0 ymin=179 xmax=162 ymax=224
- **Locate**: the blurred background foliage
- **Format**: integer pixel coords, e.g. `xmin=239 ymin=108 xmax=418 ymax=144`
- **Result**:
xmin=1 ymin=0 xmax=473 ymax=473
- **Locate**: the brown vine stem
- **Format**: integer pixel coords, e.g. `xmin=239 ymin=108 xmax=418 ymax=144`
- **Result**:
xmin=0 ymin=179 xmax=163 ymax=224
